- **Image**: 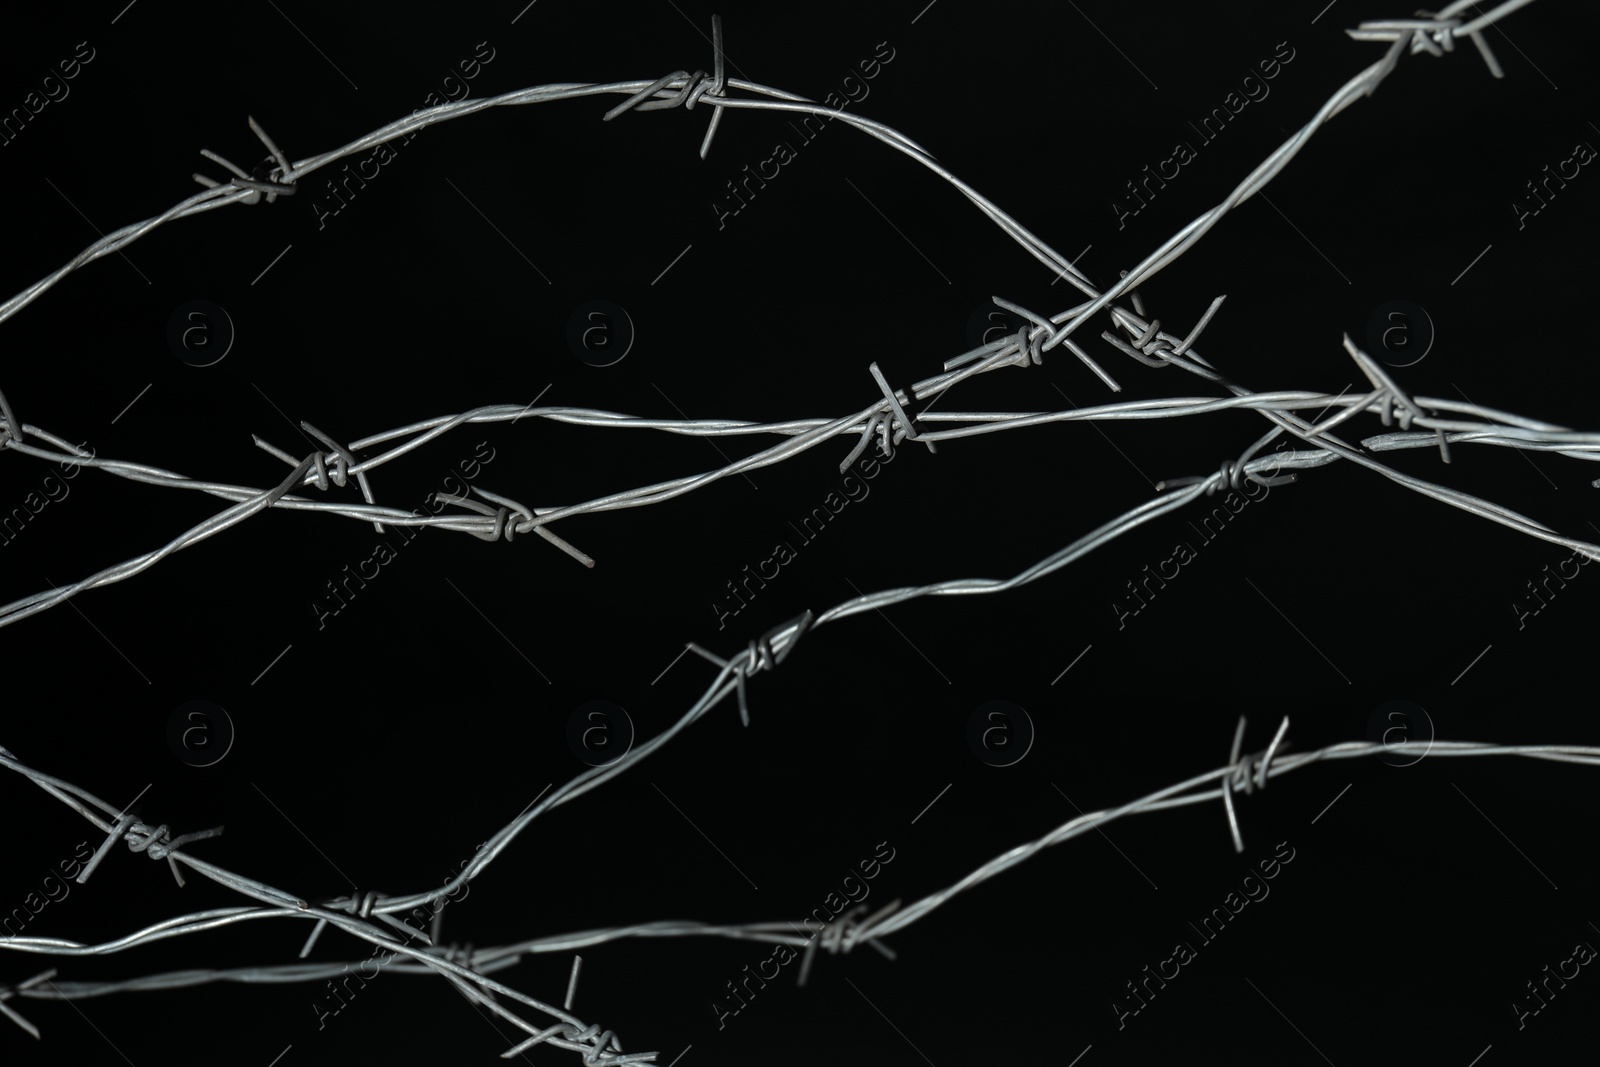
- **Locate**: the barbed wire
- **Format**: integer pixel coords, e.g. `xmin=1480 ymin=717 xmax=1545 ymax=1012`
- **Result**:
xmin=8 ymin=722 xmax=1599 ymax=1042
xmin=0 ymin=749 xmax=656 ymax=1064
xmin=0 ymin=0 xmax=1528 ymax=327
xmin=4 ymin=310 xmax=1597 ymax=630
xmin=0 ymin=1 xmax=1583 ymax=636
xmin=1 ymin=0 xmax=1583 ymax=1059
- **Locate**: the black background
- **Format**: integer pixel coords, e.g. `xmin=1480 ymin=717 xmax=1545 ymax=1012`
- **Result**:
xmin=2 ymin=2 xmax=1598 ymax=1065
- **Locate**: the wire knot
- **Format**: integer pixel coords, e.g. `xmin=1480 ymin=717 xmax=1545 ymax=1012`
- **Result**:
xmin=986 ymin=299 xmax=1058 ymax=370
xmin=431 ymin=486 xmax=595 ymax=565
xmin=686 ymin=609 xmax=814 ymax=728
xmin=797 ymin=897 xmax=901 ymax=986
xmin=193 ymin=116 xmax=299 ymax=204
xmin=868 ymin=361 xmax=936 ymax=454
xmin=1213 ymin=459 xmax=1248 ymax=495
xmin=573 ymin=1025 xmax=623 ymax=1066
xmin=994 ymin=295 xmax=1122 ymax=390
xmin=1019 ymin=322 xmax=1055 ymax=366
xmin=1219 ymin=716 xmax=1291 ymax=853
xmin=684 ymin=72 xmax=720 ymax=110
xmin=352 ymin=891 xmax=383 ymax=918
xmin=1350 ymin=11 xmax=1504 ymax=79
xmin=1351 ymin=14 xmax=1460 ymax=52
xmin=1132 ymin=320 xmax=1174 ymax=365
xmin=298 ymin=888 xmax=422 ymax=958
xmin=127 ymin=822 xmax=171 ymax=857
xmin=323 ymin=889 xmax=386 ymax=918
xmin=650 ymin=70 xmax=712 ymax=113
xmin=1341 ymin=333 xmax=1424 ymax=435
xmin=307 ymin=449 xmax=348 ymax=491
xmin=490 ymin=504 xmax=515 ymax=541
xmin=502 ymin=1019 xmax=624 ymax=1061
xmin=295 ymin=422 xmax=384 ymax=533
xmin=602 ymin=15 xmax=729 ymax=158
xmin=245 ymin=156 xmax=299 ymax=198
xmin=819 ymin=902 xmax=888 ymax=957
xmin=82 ymin=818 xmax=225 ymax=889
xmin=1398 ymin=14 xmax=1462 ymax=57
xmin=133 ymin=821 xmax=225 ymax=869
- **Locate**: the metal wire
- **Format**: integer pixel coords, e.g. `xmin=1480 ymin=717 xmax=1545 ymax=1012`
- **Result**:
xmin=0 ymin=1 xmax=1585 ymax=1060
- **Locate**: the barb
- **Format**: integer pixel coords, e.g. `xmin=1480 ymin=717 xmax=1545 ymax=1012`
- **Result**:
xmin=192 ymin=115 xmax=301 ymax=203
xmin=1347 ymin=0 xmax=1537 ymax=78
xmin=0 ymin=969 xmax=57 ymax=1040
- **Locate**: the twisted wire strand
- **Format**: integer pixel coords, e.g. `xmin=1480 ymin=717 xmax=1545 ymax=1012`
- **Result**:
xmin=7 ymin=727 xmax=1598 ymax=1031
